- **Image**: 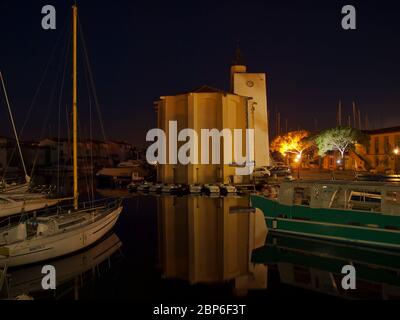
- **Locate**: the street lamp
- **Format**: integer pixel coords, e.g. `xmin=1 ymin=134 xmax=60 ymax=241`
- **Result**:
xmin=337 ymin=158 xmax=342 ymax=170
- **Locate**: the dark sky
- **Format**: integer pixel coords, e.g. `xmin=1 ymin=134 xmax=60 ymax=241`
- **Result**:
xmin=1 ymin=0 xmax=399 ymax=146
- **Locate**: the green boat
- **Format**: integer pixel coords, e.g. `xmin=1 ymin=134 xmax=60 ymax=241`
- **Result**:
xmin=251 ymin=180 xmax=400 ymax=249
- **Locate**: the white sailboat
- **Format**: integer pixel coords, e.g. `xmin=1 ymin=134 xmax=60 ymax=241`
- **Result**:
xmin=0 ymin=195 xmax=59 ymax=218
xmin=0 ymin=182 xmax=29 ymax=195
xmin=0 ymin=71 xmax=32 ymax=196
xmin=0 ymin=5 xmax=123 ymax=267
xmin=0 ymin=72 xmax=60 ymax=218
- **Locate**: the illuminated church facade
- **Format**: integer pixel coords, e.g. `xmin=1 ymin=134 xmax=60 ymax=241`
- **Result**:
xmin=154 ymin=49 xmax=270 ymax=184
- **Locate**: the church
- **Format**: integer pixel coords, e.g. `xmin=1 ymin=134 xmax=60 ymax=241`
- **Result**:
xmin=154 ymin=49 xmax=270 ymax=184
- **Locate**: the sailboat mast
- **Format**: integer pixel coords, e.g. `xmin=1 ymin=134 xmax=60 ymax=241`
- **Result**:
xmin=72 ymin=5 xmax=78 ymax=209
xmin=0 ymin=71 xmax=30 ymax=184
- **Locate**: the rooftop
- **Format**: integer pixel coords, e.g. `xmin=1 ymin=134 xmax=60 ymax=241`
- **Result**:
xmin=363 ymin=126 xmax=400 ymax=135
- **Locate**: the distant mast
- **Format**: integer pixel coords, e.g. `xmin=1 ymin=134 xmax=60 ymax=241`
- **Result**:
xmin=0 ymin=71 xmax=31 ymax=184
xmin=72 ymin=5 xmax=79 ymax=209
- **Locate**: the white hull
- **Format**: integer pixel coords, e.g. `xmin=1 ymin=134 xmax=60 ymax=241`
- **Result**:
xmin=0 ymin=206 xmax=122 ymax=267
xmin=2 ymin=183 xmax=29 ymax=194
xmin=0 ymin=198 xmax=60 ymax=218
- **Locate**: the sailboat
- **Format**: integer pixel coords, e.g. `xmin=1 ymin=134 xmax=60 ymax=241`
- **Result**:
xmin=0 ymin=5 xmax=123 ymax=267
xmin=0 ymin=72 xmax=61 ymax=217
xmin=0 ymin=71 xmax=31 ymax=195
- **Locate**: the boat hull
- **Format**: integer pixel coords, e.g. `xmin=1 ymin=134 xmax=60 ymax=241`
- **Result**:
xmin=251 ymin=195 xmax=400 ymax=249
xmin=0 ymin=206 xmax=123 ymax=267
xmin=0 ymin=199 xmax=60 ymax=218
xmin=2 ymin=183 xmax=29 ymax=194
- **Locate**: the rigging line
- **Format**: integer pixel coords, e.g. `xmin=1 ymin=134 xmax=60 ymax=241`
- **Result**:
xmin=0 ymin=71 xmax=30 ymax=183
xmin=29 ymin=63 xmax=61 ymax=177
xmin=81 ymin=35 xmax=96 ymax=204
xmin=77 ymin=15 xmax=108 ymax=144
xmin=84 ymin=63 xmax=95 ymax=204
xmin=30 ymin=22 xmax=71 ymax=180
xmin=57 ymin=27 xmax=72 ymax=196
xmin=20 ymin=16 xmax=69 ymax=139
xmin=1 ymin=16 xmax=69 ymax=181
xmin=76 ymin=117 xmax=91 ymax=202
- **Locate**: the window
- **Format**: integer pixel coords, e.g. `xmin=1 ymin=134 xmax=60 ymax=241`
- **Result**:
xmin=384 ymin=136 xmax=390 ymax=154
xmin=348 ymin=191 xmax=381 ymax=212
xmin=395 ymin=135 xmax=400 ymax=148
xmin=293 ymin=187 xmax=311 ymax=206
xmin=374 ymin=137 xmax=379 ymax=155
xmin=386 ymin=191 xmax=400 ymax=205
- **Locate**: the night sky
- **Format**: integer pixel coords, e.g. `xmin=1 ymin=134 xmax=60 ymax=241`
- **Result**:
xmin=1 ymin=0 xmax=399 ymax=146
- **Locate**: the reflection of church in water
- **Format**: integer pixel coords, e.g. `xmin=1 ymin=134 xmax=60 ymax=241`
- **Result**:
xmin=157 ymin=196 xmax=268 ymax=295
xmin=157 ymin=196 xmax=400 ymax=299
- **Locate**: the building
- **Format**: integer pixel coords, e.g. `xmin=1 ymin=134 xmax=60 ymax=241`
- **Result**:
xmin=155 ymin=86 xmax=252 ymax=184
xmin=155 ymin=50 xmax=270 ymax=184
xmin=361 ymin=126 xmax=400 ymax=173
xmin=0 ymin=136 xmax=51 ymax=175
xmin=231 ymin=47 xmax=270 ymax=168
xmin=321 ymin=126 xmax=400 ymax=173
xmin=39 ymin=138 xmax=133 ymax=168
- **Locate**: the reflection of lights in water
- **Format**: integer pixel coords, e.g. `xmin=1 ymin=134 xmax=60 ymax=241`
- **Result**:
xmin=157 ymin=196 xmax=268 ymax=296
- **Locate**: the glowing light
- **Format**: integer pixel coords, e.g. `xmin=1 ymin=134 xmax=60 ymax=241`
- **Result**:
xmin=270 ymin=130 xmax=310 ymax=157
xmin=394 ymin=148 xmax=399 ymax=155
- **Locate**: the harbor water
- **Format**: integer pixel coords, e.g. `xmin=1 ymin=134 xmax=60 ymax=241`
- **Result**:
xmin=2 ymin=174 xmax=400 ymax=300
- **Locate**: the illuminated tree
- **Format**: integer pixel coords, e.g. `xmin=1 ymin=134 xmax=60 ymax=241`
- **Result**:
xmin=314 ymin=126 xmax=369 ymax=159
xmin=270 ymin=130 xmax=311 ymax=158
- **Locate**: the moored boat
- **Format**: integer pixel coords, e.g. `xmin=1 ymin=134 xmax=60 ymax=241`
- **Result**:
xmin=202 ymin=184 xmax=220 ymax=195
xmin=149 ymin=183 xmax=163 ymax=193
xmin=137 ymin=181 xmax=152 ymax=192
xmin=0 ymin=4 xmax=123 ymax=268
xmin=219 ymin=184 xmax=237 ymax=196
xmin=0 ymin=195 xmax=59 ymax=218
xmin=189 ymin=184 xmax=202 ymax=194
xmin=251 ymin=180 xmax=400 ymax=249
xmin=161 ymin=183 xmax=181 ymax=195
xmin=0 ymin=199 xmax=122 ymax=267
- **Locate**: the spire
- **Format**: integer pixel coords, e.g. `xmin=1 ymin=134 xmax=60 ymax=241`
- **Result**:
xmin=232 ymin=41 xmax=245 ymax=66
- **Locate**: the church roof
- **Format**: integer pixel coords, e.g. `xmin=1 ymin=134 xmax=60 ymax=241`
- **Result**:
xmin=190 ymin=85 xmax=228 ymax=94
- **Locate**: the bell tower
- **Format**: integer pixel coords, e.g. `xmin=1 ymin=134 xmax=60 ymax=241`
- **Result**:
xmin=230 ymin=46 xmax=271 ymax=168
xmin=230 ymin=44 xmax=247 ymax=92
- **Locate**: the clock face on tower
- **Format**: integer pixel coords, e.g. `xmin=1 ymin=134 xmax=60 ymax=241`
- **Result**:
xmin=246 ymin=80 xmax=254 ymax=87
